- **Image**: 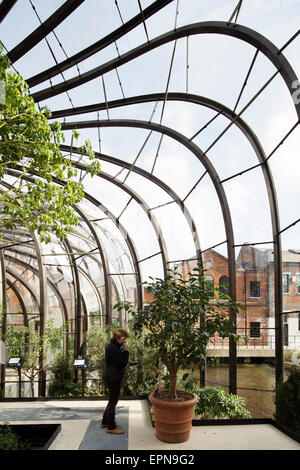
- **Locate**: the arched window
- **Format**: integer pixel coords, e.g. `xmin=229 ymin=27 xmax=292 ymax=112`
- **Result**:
xmin=219 ymin=276 xmax=229 ymax=297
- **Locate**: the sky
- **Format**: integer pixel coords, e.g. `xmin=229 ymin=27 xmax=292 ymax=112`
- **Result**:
xmin=1 ymin=0 xmax=300 ymax=281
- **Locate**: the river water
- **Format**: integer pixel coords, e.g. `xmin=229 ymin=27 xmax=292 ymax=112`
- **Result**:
xmin=205 ymin=363 xmax=289 ymax=418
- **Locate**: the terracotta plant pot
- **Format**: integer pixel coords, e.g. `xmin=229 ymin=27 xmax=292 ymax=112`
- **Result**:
xmin=149 ymin=390 xmax=197 ymax=443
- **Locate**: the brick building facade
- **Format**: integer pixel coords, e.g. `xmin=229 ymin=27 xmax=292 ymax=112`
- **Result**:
xmin=170 ymin=246 xmax=300 ymax=349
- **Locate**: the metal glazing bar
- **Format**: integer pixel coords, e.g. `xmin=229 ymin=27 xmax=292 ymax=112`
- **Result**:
xmin=276 ymin=218 xmax=300 ymax=237
xmin=0 ymin=239 xmax=34 ymax=249
xmin=265 ymin=120 xmax=300 ymax=163
xmin=122 ymin=132 xmax=153 ymax=183
xmin=73 ymin=247 xmax=100 ymax=261
xmin=108 ymin=272 xmax=137 ymax=276
xmin=42 ymin=251 xmax=100 ymax=257
xmin=28 ymin=0 xmax=75 ymax=109
xmin=234 ymin=241 xmax=274 ymax=247
xmin=151 ymin=133 xmax=164 ymax=174
xmin=26 ymin=0 xmax=174 ymax=87
xmin=160 ymin=39 xmax=177 ymax=125
xmin=115 ymin=67 xmax=125 ymax=99
xmin=174 ymin=0 xmax=179 ymax=30
xmin=117 ymin=197 xmax=133 ymax=220
xmin=182 ymin=170 xmax=208 ymax=202
xmin=6 ymin=0 xmax=85 ymax=63
xmin=203 ymin=69 xmax=280 ymax=155
xmin=189 ymin=111 xmax=224 ymax=142
xmin=278 ymin=28 xmax=300 ymax=54
xmin=137 ymin=0 xmax=150 ymax=42
xmin=221 ymin=119 xmax=300 ymax=184
xmin=149 ymin=200 xmax=176 ymax=211
xmin=233 ymin=48 xmax=259 ymax=113
xmin=114 ymin=0 xmax=124 ymax=25
xmin=200 ymin=240 xmax=228 ymax=254
xmin=220 ymin=162 xmax=263 ymax=184
xmin=279 ymin=311 xmax=300 ymax=315
xmin=138 ymin=251 xmax=162 ymax=263
xmin=102 ymin=76 xmax=110 ymax=120
xmin=227 ymin=0 xmax=243 ymax=25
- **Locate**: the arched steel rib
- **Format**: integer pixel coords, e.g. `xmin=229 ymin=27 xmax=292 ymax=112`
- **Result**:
xmin=4 ymin=252 xmax=69 ymax=326
xmin=6 ymin=266 xmax=40 ymax=313
xmin=74 ymin=204 xmax=112 ymax=324
xmin=26 ymin=0 xmax=174 ymax=87
xmin=60 ymin=117 xmax=238 ymax=392
xmin=59 ymin=91 xmax=285 ymax=385
xmin=30 ymin=21 xmax=300 ymax=119
xmin=60 ymin=144 xmax=202 ymax=265
xmin=6 ymin=0 xmax=86 ymax=63
xmin=6 ymin=278 xmax=28 ymax=327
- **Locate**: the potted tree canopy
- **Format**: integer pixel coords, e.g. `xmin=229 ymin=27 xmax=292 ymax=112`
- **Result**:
xmin=115 ymin=265 xmax=242 ymax=443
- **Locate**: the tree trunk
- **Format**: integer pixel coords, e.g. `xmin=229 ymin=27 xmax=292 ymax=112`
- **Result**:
xmin=30 ymin=377 xmax=35 ymax=398
xmin=169 ymin=373 xmax=177 ymax=399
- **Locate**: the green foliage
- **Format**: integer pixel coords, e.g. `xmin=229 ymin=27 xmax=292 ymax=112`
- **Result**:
xmin=115 ymin=265 xmax=243 ymax=398
xmin=84 ymin=324 xmax=164 ymax=397
xmin=47 ymin=354 xmax=82 ymax=398
xmin=0 ymin=43 xmax=100 ymax=243
xmin=193 ymin=386 xmax=251 ymax=419
xmin=4 ymin=320 xmax=67 ymax=397
xmin=0 ymin=423 xmax=31 ymax=450
xmin=275 ymin=366 xmax=300 ymax=438
xmin=122 ymin=329 xmax=164 ymax=396
xmin=84 ymin=324 xmax=112 ymax=396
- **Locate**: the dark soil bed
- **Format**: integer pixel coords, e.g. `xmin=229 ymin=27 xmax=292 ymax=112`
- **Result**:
xmin=0 ymin=424 xmax=61 ymax=450
xmin=153 ymin=389 xmax=195 ymax=402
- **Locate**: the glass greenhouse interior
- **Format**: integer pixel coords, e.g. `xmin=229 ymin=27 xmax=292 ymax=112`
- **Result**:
xmin=0 ymin=0 xmax=300 ymax=416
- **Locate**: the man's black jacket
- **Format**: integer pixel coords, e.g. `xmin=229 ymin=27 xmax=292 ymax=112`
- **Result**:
xmin=104 ymin=338 xmax=129 ymax=383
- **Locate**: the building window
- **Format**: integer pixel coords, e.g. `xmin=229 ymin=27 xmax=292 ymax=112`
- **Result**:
xmin=250 ymin=281 xmax=260 ymax=298
xmin=250 ymin=322 xmax=260 ymax=338
xmin=219 ymin=275 xmax=229 ymax=296
xmin=296 ymin=273 xmax=300 ymax=295
xmin=205 ymin=275 xmax=214 ymax=298
xmin=283 ymin=273 xmax=291 ymax=294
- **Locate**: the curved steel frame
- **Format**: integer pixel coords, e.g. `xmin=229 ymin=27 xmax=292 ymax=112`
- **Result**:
xmin=1 ymin=3 xmax=299 ymax=397
xmin=29 ymin=20 xmax=300 ymax=121
xmin=59 ymin=90 xmax=284 ymax=384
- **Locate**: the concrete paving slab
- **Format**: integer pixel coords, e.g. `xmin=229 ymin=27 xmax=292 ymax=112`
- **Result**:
xmin=0 ymin=400 xmax=299 ymax=451
xmin=79 ymin=408 xmax=128 ymax=450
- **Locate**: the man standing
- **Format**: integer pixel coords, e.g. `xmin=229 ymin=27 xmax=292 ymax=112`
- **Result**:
xmin=101 ymin=328 xmax=129 ymax=434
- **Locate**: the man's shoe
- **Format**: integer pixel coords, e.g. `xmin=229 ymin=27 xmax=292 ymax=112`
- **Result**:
xmin=106 ymin=427 xmax=124 ymax=434
xmin=101 ymin=424 xmax=107 ymax=428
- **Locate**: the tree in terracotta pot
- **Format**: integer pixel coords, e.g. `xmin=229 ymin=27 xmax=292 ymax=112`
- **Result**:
xmin=115 ymin=265 xmax=243 ymax=443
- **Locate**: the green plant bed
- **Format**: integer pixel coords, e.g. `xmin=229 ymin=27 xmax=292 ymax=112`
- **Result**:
xmin=192 ymin=386 xmax=251 ymax=420
xmin=0 ymin=423 xmax=61 ymax=450
xmin=275 ymin=365 xmax=300 ymax=440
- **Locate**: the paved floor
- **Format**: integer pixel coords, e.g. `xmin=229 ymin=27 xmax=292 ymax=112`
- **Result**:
xmin=0 ymin=399 xmax=299 ymax=451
